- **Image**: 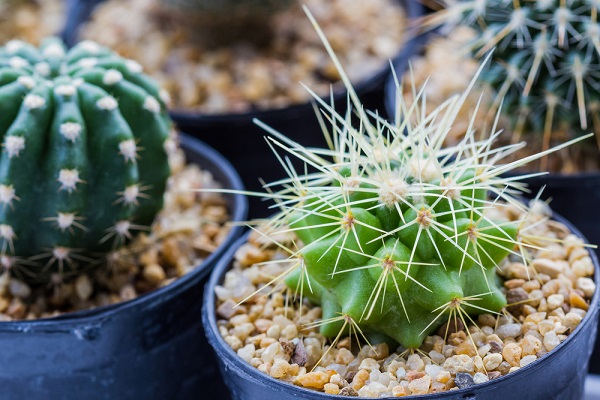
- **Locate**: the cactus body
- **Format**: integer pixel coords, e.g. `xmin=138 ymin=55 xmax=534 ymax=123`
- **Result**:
xmin=437 ymin=0 xmax=600 ymax=142
xmin=0 ymin=38 xmax=171 ymax=282
xmin=281 ymin=153 xmax=516 ymax=349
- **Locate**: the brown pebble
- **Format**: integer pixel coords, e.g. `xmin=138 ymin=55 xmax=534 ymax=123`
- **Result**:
xmin=279 ymin=339 xmax=295 ymax=358
xmin=502 ymin=343 xmax=522 ymax=367
xmin=504 ymin=279 xmax=526 ymax=289
xmin=216 ymin=299 xmax=244 ymax=319
xmin=488 ymin=371 xmax=502 ymax=380
xmin=506 ymin=288 xmax=529 ymax=311
xmin=339 ymin=387 xmax=359 ymax=396
xmin=488 ymin=341 xmax=503 ymax=354
xmin=291 ymin=339 xmax=307 ymax=366
xmin=407 ymin=370 xmax=426 ymax=381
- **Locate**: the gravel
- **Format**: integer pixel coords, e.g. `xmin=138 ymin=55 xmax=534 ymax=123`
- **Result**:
xmin=215 ymin=200 xmax=596 ymax=397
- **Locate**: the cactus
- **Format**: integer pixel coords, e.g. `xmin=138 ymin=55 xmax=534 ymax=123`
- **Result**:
xmin=0 ymin=37 xmax=171 ymax=283
xmin=427 ymin=0 xmax=600 ymax=155
xmin=230 ymin=9 xmax=591 ymax=351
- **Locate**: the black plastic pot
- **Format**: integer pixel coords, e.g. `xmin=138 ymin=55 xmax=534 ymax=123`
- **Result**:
xmin=203 ymin=213 xmax=599 ymax=400
xmin=0 ymin=134 xmax=247 ymax=400
xmin=60 ymin=0 xmax=425 ymax=218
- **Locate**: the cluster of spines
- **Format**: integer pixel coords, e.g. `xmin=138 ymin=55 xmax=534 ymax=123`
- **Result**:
xmin=0 ymin=38 xmax=171 ymax=283
xmin=427 ymin=0 xmax=600 ymax=154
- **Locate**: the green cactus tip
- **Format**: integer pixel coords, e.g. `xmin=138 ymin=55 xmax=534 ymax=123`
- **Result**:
xmin=218 ymin=8 xmax=593 ymax=353
xmin=0 ymin=37 xmax=172 ymax=284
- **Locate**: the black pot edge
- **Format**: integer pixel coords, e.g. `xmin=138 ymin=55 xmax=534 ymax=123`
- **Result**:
xmin=0 ymin=133 xmax=248 ymax=331
xmin=202 ymin=212 xmax=600 ymax=399
xmin=60 ymin=0 xmax=424 ymax=126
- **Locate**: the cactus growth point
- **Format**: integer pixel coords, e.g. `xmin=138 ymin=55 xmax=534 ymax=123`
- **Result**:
xmin=226 ymin=9 xmax=591 ymax=351
xmin=0 ymin=38 xmax=171 ymax=283
xmin=429 ymin=0 xmax=600 ymax=152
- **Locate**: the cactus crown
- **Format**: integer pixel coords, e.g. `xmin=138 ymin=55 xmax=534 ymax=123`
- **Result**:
xmin=228 ymin=9 xmax=591 ymax=352
xmin=0 ymin=37 xmax=171 ymax=283
xmin=429 ymin=0 xmax=600 ymax=152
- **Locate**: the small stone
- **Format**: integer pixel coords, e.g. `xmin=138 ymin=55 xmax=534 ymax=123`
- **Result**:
xmin=270 ymin=359 xmax=290 ymax=378
xmin=295 ymin=371 xmax=330 ymax=389
xmin=569 ymin=292 xmax=589 ymax=311
xmin=473 ymin=372 xmax=489 ymax=384
xmin=496 ymin=323 xmax=522 ymax=340
xmin=563 ymin=312 xmax=583 ymax=331
xmin=324 ymin=383 xmax=340 ymax=395
xmin=454 ymin=372 xmax=475 ymax=389
xmin=408 ymin=374 xmax=431 ymax=395
xmin=436 ymin=370 xmax=451 ymax=383
xmin=142 ymin=263 xmax=166 ymax=285
xmin=428 ymin=350 xmax=445 ymax=365
xmin=547 ymin=294 xmax=564 ymax=311
xmin=406 ymin=354 xmax=425 ymax=371
xmin=339 ymin=387 xmax=359 ymax=396
xmin=519 ymin=355 xmax=537 ymax=367
xmin=291 ymin=340 xmax=307 ymax=366
xmin=488 ymin=340 xmax=503 ymax=354
xmin=543 ymin=331 xmax=560 ymax=351
xmin=504 ymin=279 xmax=526 ymax=289
xmin=576 ymin=277 xmax=596 ymax=298
xmin=336 ymin=348 xmax=355 ymax=365
xmin=502 ymin=343 xmax=522 ymax=367
xmin=520 ymin=335 xmax=542 ymax=356
xmin=531 ymin=258 xmax=562 ymax=278
xmin=359 ymin=358 xmax=380 ymax=372
xmin=216 ymin=299 xmax=244 ymax=319
xmin=392 ymin=385 xmax=408 ymax=396
xmin=407 ymin=370 xmax=426 ymax=381
xmin=351 ymin=369 xmax=370 ymax=390
xmin=506 ymin=288 xmax=529 ymax=311
xmin=443 ymin=355 xmax=474 ymax=374
xmin=488 ymin=371 xmax=502 ymax=380
xmin=237 ymin=344 xmax=256 ymax=364
xmin=224 ymin=335 xmax=243 ymax=351
xmin=483 ymin=353 xmax=502 ymax=370
xmin=74 ymin=275 xmax=93 ymax=301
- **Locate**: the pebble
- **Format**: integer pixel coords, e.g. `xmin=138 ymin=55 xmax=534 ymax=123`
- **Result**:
xmin=295 ymin=371 xmax=330 ymax=389
xmin=519 ymin=355 xmax=537 ymax=368
xmin=483 ymin=353 xmax=503 ymax=370
xmin=496 ymin=324 xmax=522 ymax=340
xmin=454 ymin=372 xmax=475 ymax=389
xmin=408 ymin=375 xmax=431 ymax=395
xmin=473 ymin=372 xmax=489 ymax=384
xmin=443 ymin=355 xmax=474 ymax=374
xmin=543 ymin=331 xmax=561 ymax=351
xmin=502 ymin=343 xmax=522 ymax=367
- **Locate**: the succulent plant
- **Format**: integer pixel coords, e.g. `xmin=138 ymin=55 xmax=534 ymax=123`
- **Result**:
xmin=229 ymin=10 xmax=590 ymax=351
xmin=427 ymin=0 xmax=600 ymax=154
xmin=0 ymin=37 xmax=171 ymax=283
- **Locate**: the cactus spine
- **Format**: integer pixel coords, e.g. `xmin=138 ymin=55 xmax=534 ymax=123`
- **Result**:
xmin=0 ymin=37 xmax=171 ymax=283
xmin=234 ymin=10 xmax=590 ymax=350
xmin=430 ymin=0 xmax=600 ymax=154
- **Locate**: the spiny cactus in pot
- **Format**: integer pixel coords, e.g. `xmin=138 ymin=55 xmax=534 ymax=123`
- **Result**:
xmin=423 ymin=0 xmax=600 ymax=170
xmin=0 ymin=37 xmax=171 ymax=284
xmin=212 ymin=10 xmax=592 ymax=358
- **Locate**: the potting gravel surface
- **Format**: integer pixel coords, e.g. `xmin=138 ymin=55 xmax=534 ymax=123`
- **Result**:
xmin=81 ymin=0 xmax=406 ymax=113
xmin=215 ymin=201 xmax=596 ymax=397
xmin=0 ymin=0 xmax=63 ymax=45
xmin=0 ymin=135 xmax=231 ymax=320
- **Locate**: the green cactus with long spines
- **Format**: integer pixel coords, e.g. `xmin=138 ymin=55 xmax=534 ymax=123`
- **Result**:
xmin=0 ymin=38 xmax=171 ymax=283
xmin=430 ymin=0 xmax=600 ymax=150
xmin=229 ymin=9 xmax=592 ymax=352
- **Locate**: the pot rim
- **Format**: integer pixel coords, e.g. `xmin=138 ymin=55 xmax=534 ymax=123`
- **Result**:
xmin=62 ymin=0 xmax=423 ymax=125
xmin=0 ymin=133 xmax=248 ymax=331
xmin=203 ymin=210 xmax=600 ymax=399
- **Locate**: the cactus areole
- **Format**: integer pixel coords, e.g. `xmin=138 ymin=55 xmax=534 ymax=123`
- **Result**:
xmin=0 ymin=38 xmax=171 ymax=283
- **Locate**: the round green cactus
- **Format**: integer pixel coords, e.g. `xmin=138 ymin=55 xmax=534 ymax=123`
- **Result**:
xmin=431 ymin=0 xmax=600 ymax=146
xmin=0 ymin=37 xmax=171 ymax=283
